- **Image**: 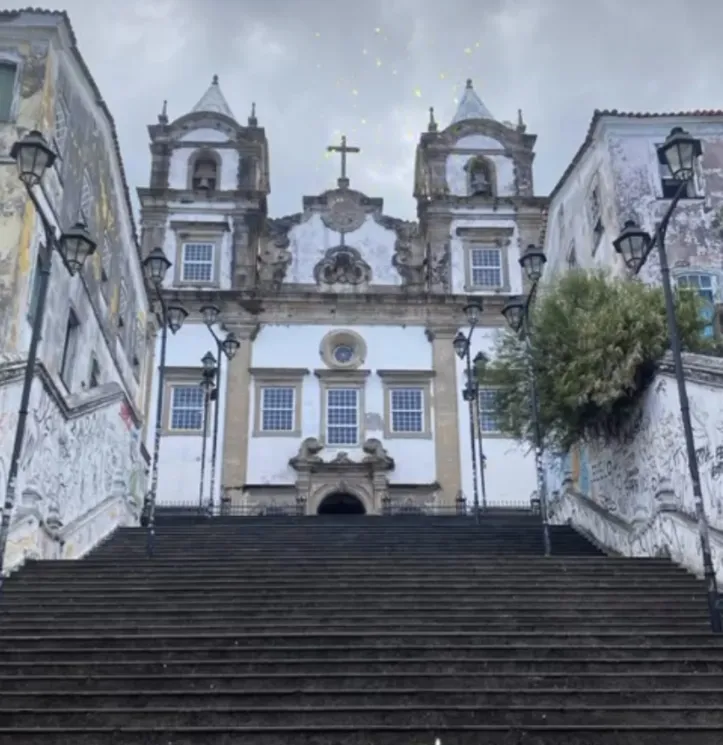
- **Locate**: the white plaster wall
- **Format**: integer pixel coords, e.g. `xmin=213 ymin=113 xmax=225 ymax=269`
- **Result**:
xmin=543 ymin=137 xmax=623 ymax=282
xmin=455 ymin=326 xmax=536 ymax=508
xmin=146 ymin=321 xmax=228 ymax=506
xmin=546 ymin=358 xmax=723 ymax=578
xmin=168 ymin=128 xmax=239 ymax=192
xmin=287 ymin=214 xmax=401 ymax=287
xmin=161 ymin=211 xmax=234 ymax=291
xmin=445 ymin=134 xmax=516 ymax=197
xmin=449 ymin=210 xmax=524 ymax=296
xmin=247 ymin=324 xmax=433 ymax=485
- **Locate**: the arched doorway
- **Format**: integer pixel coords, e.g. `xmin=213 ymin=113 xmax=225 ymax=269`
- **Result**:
xmin=316 ymin=492 xmax=366 ymax=515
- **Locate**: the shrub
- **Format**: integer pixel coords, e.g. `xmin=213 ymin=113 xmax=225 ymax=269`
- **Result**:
xmin=480 ymin=270 xmax=708 ymax=452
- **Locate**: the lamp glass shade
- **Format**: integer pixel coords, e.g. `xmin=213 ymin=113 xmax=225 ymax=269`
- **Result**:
xmin=613 ymin=219 xmax=651 ymax=271
xmin=473 ymin=351 xmax=488 ymax=380
xmin=658 ymin=127 xmax=702 ymax=181
xmin=222 ymin=332 xmax=241 ymax=360
xmin=464 ymin=302 xmax=482 ymax=326
xmin=201 ymin=351 xmax=217 ymax=371
xmin=501 ymin=298 xmax=525 ymax=333
xmin=166 ymin=304 xmax=188 ymax=334
xmin=452 ymin=331 xmax=469 ymax=359
xmin=143 ymin=247 xmax=172 ymax=285
xmin=10 ymin=130 xmax=56 ymax=188
xmin=200 ymin=304 xmax=220 ymax=326
xmin=519 ymin=244 xmax=547 ymax=283
xmin=58 ymin=221 xmax=96 ymax=276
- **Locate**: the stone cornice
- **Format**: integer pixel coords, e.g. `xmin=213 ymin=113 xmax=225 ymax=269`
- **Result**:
xmin=659 ymin=351 xmax=723 ymax=389
xmin=159 ymin=288 xmax=510 ymax=326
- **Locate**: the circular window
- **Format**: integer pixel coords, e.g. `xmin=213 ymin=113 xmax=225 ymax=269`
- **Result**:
xmin=332 ymin=344 xmax=355 ymax=364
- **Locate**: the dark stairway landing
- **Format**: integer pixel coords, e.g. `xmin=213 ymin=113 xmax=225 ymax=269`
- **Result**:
xmin=0 ymin=514 xmax=720 ymax=745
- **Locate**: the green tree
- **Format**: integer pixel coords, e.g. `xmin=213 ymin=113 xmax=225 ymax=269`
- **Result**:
xmin=481 ymin=270 xmax=708 ymax=452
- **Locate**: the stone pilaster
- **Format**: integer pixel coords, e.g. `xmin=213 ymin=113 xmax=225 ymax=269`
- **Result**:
xmin=220 ymin=323 xmax=259 ymax=510
xmin=426 ymin=326 xmax=462 ymax=505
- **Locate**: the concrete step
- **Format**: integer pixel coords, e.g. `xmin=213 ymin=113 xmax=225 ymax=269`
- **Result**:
xmin=1 ymin=687 xmax=722 ymax=708
xmin=1 ymin=725 xmax=721 ymax=745
xmin=1 ymin=703 xmax=722 ymax=727
xmin=1 ymin=644 xmax=721 ymax=663
xmin=2 ymin=671 xmax=722 ymax=691
xmin=3 ymin=655 xmax=722 ymax=675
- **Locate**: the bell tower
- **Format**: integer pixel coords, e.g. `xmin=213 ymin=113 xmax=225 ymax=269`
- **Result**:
xmin=138 ymin=75 xmax=269 ymax=291
xmin=415 ymin=80 xmax=544 ymax=297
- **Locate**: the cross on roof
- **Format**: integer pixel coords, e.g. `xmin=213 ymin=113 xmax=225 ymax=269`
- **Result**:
xmin=326 ymin=135 xmax=360 ymax=189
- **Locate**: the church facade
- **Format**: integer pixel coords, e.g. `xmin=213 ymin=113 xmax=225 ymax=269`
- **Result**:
xmin=141 ymin=77 xmax=545 ymax=515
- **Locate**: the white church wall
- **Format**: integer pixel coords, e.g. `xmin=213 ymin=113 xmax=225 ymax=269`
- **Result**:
xmin=246 ymin=324 xmax=435 ymax=486
xmin=168 ymin=137 xmax=240 ymax=192
xmin=287 ymin=214 xmax=401 ymax=287
xmin=161 ymin=211 xmax=234 ymax=291
xmin=455 ymin=326 xmax=536 ymax=508
xmin=449 ymin=210 xmax=524 ymax=296
xmin=445 ymin=134 xmax=516 ymax=198
xmin=146 ymin=321 xmax=228 ymax=506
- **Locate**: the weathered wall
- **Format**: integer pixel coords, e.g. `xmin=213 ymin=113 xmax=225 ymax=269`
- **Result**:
xmin=547 ymin=353 xmax=723 ymax=578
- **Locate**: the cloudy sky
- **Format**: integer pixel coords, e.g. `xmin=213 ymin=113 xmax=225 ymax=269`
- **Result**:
xmin=8 ymin=0 xmax=723 ymax=219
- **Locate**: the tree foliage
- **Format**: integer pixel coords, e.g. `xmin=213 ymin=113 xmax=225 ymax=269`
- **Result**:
xmin=480 ymin=270 xmax=709 ymax=452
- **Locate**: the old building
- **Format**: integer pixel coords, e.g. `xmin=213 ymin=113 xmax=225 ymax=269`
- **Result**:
xmin=142 ymin=77 xmax=545 ymax=515
xmin=543 ymin=110 xmax=723 ymax=338
xmin=0 ymin=10 xmax=150 ymax=569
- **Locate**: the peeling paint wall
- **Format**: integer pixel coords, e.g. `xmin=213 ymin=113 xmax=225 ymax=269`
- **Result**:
xmin=287 ymin=214 xmax=401 ymax=287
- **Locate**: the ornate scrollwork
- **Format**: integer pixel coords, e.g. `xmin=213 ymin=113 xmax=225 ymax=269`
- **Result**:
xmin=313 ymin=246 xmax=371 ymax=287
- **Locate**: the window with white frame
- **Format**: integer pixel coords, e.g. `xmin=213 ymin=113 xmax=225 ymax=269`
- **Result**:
xmin=0 ymin=61 xmax=16 ymax=121
xmin=478 ymin=388 xmax=499 ymax=434
xmin=54 ymin=94 xmax=69 ymax=166
xmin=181 ymin=242 xmax=215 ymax=283
xmin=566 ymin=240 xmax=577 ymax=269
xmin=389 ymin=388 xmax=424 ymax=434
xmin=326 ymin=388 xmax=359 ymax=446
xmin=80 ymin=169 xmax=94 ymax=231
xmin=469 ymin=246 xmax=502 ymax=289
xmin=169 ymin=385 xmax=205 ymax=432
xmin=677 ymin=272 xmax=716 ymax=338
xmin=60 ymin=309 xmax=80 ymax=389
xmin=260 ymin=386 xmax=295 ymax=432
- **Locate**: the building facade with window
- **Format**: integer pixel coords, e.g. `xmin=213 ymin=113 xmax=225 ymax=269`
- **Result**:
xmin=142 ymin=77 xmax=544 ymax=514
xmin=542 ymin=110 xmax=723 ymax=343
xmin=0 ymin=10 xmax=151 ymax=566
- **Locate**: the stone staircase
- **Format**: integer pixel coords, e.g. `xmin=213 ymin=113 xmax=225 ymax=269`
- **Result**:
xmin=0 ymin=514 xmax=721 ymax=744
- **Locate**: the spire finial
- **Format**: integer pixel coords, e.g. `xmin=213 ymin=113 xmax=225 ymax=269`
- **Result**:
xmin=248 ymin=101 xmax=258 ymax=127
xmin=158 ymin=99 xmax=168 ymax=125
xmin=517 ymin=107 xmax=526 ymax=133
xmin=466 ymin=78 xmax=473 ymax=89
xmin=212 ymin=74 xmax=219 ymax=85
xmin=428 ymin=106 xmax=438 ymax=133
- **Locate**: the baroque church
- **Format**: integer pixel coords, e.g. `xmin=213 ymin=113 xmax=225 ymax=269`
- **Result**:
xmin=142 ymin=76 xmax=546 ymax=515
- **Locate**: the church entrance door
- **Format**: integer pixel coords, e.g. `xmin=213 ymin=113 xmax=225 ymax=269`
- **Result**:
xmin=317 ymin=493 xmax=366 ymax=515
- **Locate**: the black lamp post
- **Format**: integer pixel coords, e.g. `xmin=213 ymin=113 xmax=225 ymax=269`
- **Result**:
xmin=199 ymin=304 xmax=240 ymax=514
xmin=142 ymin=247 xmax=188 ymax=557
xmin=612 ymin=127 xmax=721 ymax=634
xmin=198 ymin=352 xmax=217 ymax=514
xmin=453 ymin=301 xmax=488 ymax=522
xmin=502 ymin=244 xmax=551 ymax=557
xmin=0 ymin=131 xmax=96 ymax=594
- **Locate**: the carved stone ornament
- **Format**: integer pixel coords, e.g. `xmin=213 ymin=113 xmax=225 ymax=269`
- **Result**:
xmin=321 ymin=192 xmax=366 ymax=234
xmin=391 ymin=222 xmax=426 ymax=288
xmin=362 ymin=438 xmax=395 ymax=470
xmin=314 ymin=246 xmax=372 ymax=287
xmin=289 ymin=437 xmax=323 ymax=470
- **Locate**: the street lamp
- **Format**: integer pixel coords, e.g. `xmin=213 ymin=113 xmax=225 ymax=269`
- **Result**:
xmin=0 ymin=132 xmax=97 ymax=593
xmin=142 ymin=247 xmax=187 ymax=557
xmin=452 ymin=301 xmax=488 ymax=522
xmin=198 ymin=352 xmax=217 ymax=514
xmin=613 ymin=127 xmax=721 ymax=634
xmin=501 ymin=243 xmax=551 ymax=557
xmin=199 ymin=304 xmax=240 ymax=514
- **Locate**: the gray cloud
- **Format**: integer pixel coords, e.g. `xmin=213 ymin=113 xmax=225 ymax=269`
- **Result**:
xmin=6 ymin=0 xmax=723 ymax=219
